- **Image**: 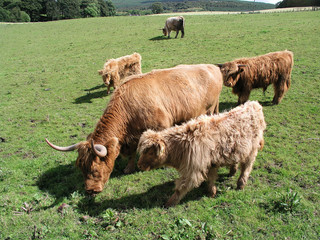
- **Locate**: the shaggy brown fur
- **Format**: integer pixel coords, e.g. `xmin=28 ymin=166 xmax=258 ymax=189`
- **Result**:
xmin=98 ymin=52 xmax=142 ymax=94
xmin=48 ymin=64 xmax=223 ymax=195
xmin=137 ymin=101 xmax=266 ymax=207
xmin=163 ymin=16 xmax=185 ymax=38
xmin=217 ymin=50 xmax=293 ymax=105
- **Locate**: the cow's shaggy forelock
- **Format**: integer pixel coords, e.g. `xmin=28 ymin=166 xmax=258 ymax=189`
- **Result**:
xmin=137 ymin=130 xmax=159 ymax=154
xmin=75 ymin=141 xmax=94 ymax=173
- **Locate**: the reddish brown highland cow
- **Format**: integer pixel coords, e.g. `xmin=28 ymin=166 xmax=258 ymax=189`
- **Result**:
xmin=46 ymin=64 xmax=222 ymax=195
xmin=217 ymin=50 xmax=293 ymax=105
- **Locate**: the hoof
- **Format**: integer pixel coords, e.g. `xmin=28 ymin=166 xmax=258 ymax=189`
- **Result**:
xmin=124 ymin=165 xmax=135 ymax=174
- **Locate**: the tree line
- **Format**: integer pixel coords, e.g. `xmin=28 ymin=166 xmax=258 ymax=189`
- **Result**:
xmin=136 ymin=1 xmax=274 ymax=15
xmin=0 ymin=0 xmax=115 ymax=22
xmin=276 ymin=0 xmax=320 ymax=8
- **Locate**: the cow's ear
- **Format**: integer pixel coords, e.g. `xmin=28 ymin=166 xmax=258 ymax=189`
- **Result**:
xmin=105 ymin=137 xmax=120 ymax=158
xmin=98 ymin=70 xmax=104 ymax=75
xmin=86 ymin=133 xmax=93 ymax=140
xmin=216 ymin=64 xmax=224 ymax=69
xmin=237 ymin=64 xmax=247 ymax=73
xmin=156 ymin=141 xmax=166 ymax=157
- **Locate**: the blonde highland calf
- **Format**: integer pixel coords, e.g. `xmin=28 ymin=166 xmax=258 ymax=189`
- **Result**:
xmin=98 ymin=53 xmax=142 ymax=94
xmin=138 ymin=101 xmax=266 ymax=207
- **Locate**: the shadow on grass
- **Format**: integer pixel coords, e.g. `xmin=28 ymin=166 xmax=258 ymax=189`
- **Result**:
xmin=84 ymin=84 xmax=106 ymax=92
xmin=149 ymin=35 xmax=169 ymax=41
xmin=36 ymin=157 xmax=131 ymax=209
xmin=37 ymin=163 xmax=85 ymax=208
xmin=219 ymin=101 xmax=237 ymax=112
xmin=77 ymin=172 xmax=233 ymax=215
xmin=258 ymin=101 xmax=274 ymax=107
xmin=219 ymin=100 xmax=274 ymax=112
xmin=74 ymin=84 xmax=108 ymax=104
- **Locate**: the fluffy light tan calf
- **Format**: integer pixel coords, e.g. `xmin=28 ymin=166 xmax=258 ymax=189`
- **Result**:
xmin=98 ymin=52 xmax=142 ymax=94
xmin=138 ymin=101 xmax=266 ymax=207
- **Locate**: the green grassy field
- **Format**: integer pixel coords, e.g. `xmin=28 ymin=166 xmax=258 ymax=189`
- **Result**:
xmin=1 ymin=11 xmax=320 ymax=239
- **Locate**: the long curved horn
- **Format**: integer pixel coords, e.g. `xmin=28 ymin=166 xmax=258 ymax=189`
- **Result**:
xmin=45 ymin=138 xmax=79 ymax=151
xmin=91 ymin=140 xmax=107 ymax=158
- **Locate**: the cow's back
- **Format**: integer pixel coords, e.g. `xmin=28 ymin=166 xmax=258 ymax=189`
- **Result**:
xmin=235 ymin=50 xmax=293 ymax=88
xmin=113 ymin=64 xmax=222 ymax=143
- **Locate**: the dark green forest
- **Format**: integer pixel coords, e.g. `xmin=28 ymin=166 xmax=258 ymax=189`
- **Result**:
xmin=1 ymin=0 xmax=319 ymax=22
xmin=276 ymin=0 xmax=320 ymax=8
xmin=0 ymin=0 xmax=115 ymax=22
xmin=123 ymin=1 xmax=275 ymax=15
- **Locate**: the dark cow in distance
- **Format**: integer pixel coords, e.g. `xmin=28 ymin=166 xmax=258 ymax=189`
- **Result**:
xmin=46 ymin=64 xmax=222 ymax=196
xmin=163 ymin=16 xmax=185 ymax=38
xmin=217 ymin=50 xmax=293 ymax=105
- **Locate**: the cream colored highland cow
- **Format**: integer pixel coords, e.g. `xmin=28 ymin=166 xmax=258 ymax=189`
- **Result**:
xmin=98 ymin=52 xmax=142 ymax=94
xmin=137 ymin=101 xmax=266 ymax=207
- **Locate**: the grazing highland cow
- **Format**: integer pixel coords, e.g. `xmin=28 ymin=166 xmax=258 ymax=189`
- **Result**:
xmin=163 ymin=16 xmax=185 ymax=38
xmin=217 ymin=50 xmax=293 ymax=105
xmin=46 ymin=64 xmax=222 ymax=196
xmin=98 ymin=53 xmax=142 ymax=94
xmin=138 ymin=101 xmax=266 ymax=207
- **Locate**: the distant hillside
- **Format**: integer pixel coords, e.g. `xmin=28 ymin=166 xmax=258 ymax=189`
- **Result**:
xmin=112 ymin=0 xmax=275 ymax=11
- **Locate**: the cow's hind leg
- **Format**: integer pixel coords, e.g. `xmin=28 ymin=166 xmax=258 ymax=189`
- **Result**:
xmin=229 ymin=164 xmax=238 ymax=177
xmin=206 ymin=99 xmax=219 ymax=115
xmin=175 ymin=30 xmax=179 ymax=38
xmin=272 ymin=77 xmax=287 ymax=105
xmin=237 ymin=149 xmax=258 ymax=190
xmin=181 ymin=29 xmax=184 ymax=38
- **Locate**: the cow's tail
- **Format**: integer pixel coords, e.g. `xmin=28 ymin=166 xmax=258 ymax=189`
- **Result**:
xmin=179 ymin=16 xmax=185 ymax=27
xmin=285 ymin=76 xmax=291 ymax=90
xmin=286 ymin=50 xmax=293 ymax=90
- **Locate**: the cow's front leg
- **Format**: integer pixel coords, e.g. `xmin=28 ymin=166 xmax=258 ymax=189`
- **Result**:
xmin=166 ymin=177 xmax=195 ymax=207
xmin=124 ymin=153 xmax=136 ymax=174
xmin=237 ymin=90 xmax=250 ymax=105
xmin=168 ymin=30 xmax=171 ymax=38
xmin=166 ymin=187 xmax=190 ymax=207
xmin=207 ymin=166 xmax=219 ymax=197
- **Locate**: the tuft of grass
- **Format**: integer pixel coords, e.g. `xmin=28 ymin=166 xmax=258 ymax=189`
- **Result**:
xmin=273 ymin=189 xmax=302 ymax=213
